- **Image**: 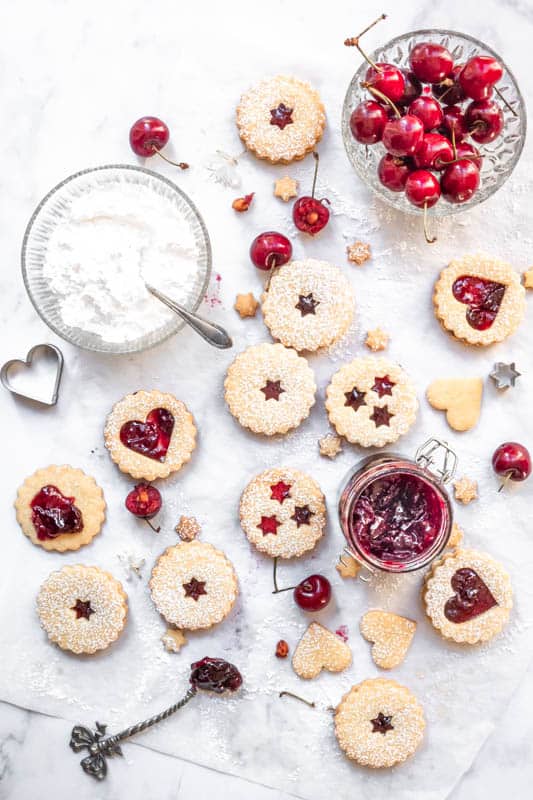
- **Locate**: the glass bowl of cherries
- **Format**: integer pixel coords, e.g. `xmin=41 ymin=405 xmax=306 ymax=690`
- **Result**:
xmin=341 ymin=17 xmax=526 ymax=241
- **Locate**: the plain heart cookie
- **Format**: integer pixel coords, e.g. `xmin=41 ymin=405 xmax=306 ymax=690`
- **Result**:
xmin=360 ymin=610 xmax=417 ymax=669
xmin=292 ymin=621 xmax=352 ymax=679
xmin=426 ymin=377 xmax=483 ymax=431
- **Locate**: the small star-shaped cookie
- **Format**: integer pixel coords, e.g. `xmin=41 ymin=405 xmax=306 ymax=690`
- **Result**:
xmin=347 ymin=241 xmax=371 ymax=265
xmin=336 ymin=553 xmax=360 ymax=579
xmin=522 ymin=269 xmax=533 ymax=289
xmin=365 ymin=328 xmax=389 ymax=352
xmin=175 ymin=515 xmax=201 ymax=541
xmin=161 ymin=628 xmax=187 ymax=653
xmin=453 ymin=477 xmax=478 ymax=504
xmin=234 ymin=292 xmax=259 ymax=318
xmin=319 ymin=433 xmax=343 ymax=459
xmin=274 ymin=176 xmax=298 ymax=202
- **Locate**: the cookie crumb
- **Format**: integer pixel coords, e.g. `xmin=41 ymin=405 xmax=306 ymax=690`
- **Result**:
xmin=336 ymin=553 xmax=360 ymax=579
xmin=448 ymin=522 xmax=464 ymax=549
xmin=232 ymin=193 xmax=254 ymax=212
xmin=365 ymin=328 xmax=389 ymax=351
xmin=234 ymin=292 xmax=259 ymax=318
xmin=453 ymin=477 xmax=478 ymax=504
xmin=347 ymin=241 xmax=371 ymax=265
xmin=522 ymin=269 xmax=533 ymax=289
xmin=175 ymin=515 xmax=201 ymax=541
xmin=162 ymin=628 xmax=187 ymax=653
xmin=275 ymin=639 xmax=289 ymax=658
xmin=274 ymin=176 xmax=298 ymax=201
xmin=319 ymin=432 xmax=343 ymax=459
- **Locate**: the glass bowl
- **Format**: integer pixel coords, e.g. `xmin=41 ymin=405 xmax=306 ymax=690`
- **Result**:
xmin=21 ymin=164 xmax=212 ymax=354
xmin=341 ymin=29 xmax=527 ymax=216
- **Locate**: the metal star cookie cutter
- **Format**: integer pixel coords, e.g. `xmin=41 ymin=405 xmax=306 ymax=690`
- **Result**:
xmin=0 ymin=343 xmax=64 ymax=406
xmin=489 ymin=362 xmax=521 ymax=390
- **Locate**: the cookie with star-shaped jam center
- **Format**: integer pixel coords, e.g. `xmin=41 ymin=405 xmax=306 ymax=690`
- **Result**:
xmin=150 ymin=541 xmax=238 ymax=630
xmin=239 ymin=467 xmax=326 ymax=558
xmin=433 ymin=254 xmax=526 ymax=346
xmin=236 ymin=75 xmax=326 ymax=164
xmin=423 ymin=547 xmax=512 ymax=644
xmin=335 ymin=678 xmax=425 ymax=768
xmin=224 ymin=343 xmax=316 ymax=435
xmin=325 ymin=356 xmax=418 ymax=447
xmin=261 ymin=259 xmax=355 ymax=352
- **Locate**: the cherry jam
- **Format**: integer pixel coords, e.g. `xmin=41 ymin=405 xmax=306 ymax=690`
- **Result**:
xmin=339 ymin=453 xmax=452 ymax=573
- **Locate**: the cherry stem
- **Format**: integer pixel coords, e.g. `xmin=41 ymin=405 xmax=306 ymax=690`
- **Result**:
xmin=498 ymin=472 xmax=514 ymax=493
xmin=451 ymin=126 xmax=457 ymax=161
xmin=152 ymin=147 xmax=189 ymax=170
xmin=279 ymin=691 xmax=316 ymax=708
xmin=144 ymin=519 xmax=161 ymax=533
xmin=438 ymin=154 xmax=483 ymax=167
xmin=362 ymin=83 xmax=401 ymax=118
xmin=272 ymin=557 xmax=296 ymax=594
xmin=435 ymin=79 xmax=454 ymax=104
xmin=494 ymin=86 xmax=518 ymax=118
xmin=423 ymin=202 xmax=437 ymax=245
xmin=311 ymin=151 xmax=320 ymax=199
xmin=344 ymin=13 xmax=387 ymax=72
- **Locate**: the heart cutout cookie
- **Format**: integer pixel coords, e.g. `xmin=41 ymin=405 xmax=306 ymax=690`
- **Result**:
xmin=119 ymin=408 xmax=174 ymax=462
xmin=292 ymin=621 xmax=352 ymax=679
xmin=444 ymin=568 xmax=498 ymax=624
xmin=426 ymin=377 xmax=483 ymax=431
xmin=360 ymin=611 xmax=416 ymax=669
xmin=0 ymin=344 xmax=63 ymax=406
xmin=452 ymin=275 xmax=506 ymax=331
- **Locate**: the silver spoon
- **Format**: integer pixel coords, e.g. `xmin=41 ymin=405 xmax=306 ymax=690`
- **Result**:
xmin=145 ymin=283 xmax=232 ymax=349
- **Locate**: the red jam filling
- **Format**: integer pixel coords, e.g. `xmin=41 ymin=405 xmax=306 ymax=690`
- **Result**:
xmin=270 ymin=481 xmax=292 ymax=503
xmin=120 ymin=408 xmax=174 ymax=462
xmin=371 ymin=375 xmax=395 ymax=398
xmin=370 ymin=405 xmax=394 ymax=427
xmin=295 ymin=293 xmax=320 ymax=316
xmin=261 ymin=380 xmax=284 ymax=401
xmin=452 ymin=275 xmax=505 ymax=331
xmin=30 ymin=485 xmax=83 ymax=540
xmin=72 ymin=599 xmax=94 ymax=620
xmin=344 ymin=387 xmax=366 ymax=411
xmin=257 ymin=515 xmax=280 ymax=535
xmin=444 ymin=568 xmax=498 ymax=623
xmin=183 ymin=577 xmax=207 ymax=601
xmin=350 ymin=473 xmax=444 ymax=565
xmin=291 ymin=505 xmax=314 ymax=527
xmin=270 ymin=103 xmax=294 ymax=129
xmin=371 ymin=712 xmax=394 ymax=734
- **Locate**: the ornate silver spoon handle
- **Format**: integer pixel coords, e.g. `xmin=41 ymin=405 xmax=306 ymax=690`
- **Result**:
xmin=146 ymin=283 xmax=233 ymax=349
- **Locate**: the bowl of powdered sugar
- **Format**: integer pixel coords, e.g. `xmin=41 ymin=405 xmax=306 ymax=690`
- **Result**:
xmin=22 ymin=164 xmax=211 ymax=353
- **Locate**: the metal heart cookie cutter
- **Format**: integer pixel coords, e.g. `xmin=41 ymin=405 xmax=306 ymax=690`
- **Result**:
xmin=0 ymin=343 xmax=64 ymax=406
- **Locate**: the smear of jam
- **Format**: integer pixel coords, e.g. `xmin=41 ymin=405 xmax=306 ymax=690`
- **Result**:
xmin=31 ymin=485 xmax=83 ymax=540
xmin=270 ymin=103 xmax=294 ymax=129
xmin=190 ymin=657 xmax=243 ymax=693
xmin=452 ymin=275 xmax=505 ymax=331
xmin=120 ymin=408 xmax=174 ymax=462
xmin=444 ymin=568 xmax=498 ymax=623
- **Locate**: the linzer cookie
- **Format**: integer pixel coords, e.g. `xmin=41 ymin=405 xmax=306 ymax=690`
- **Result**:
xmin=15 ymin=465 xmax=105 ymax=552
xmin=239 ymin=467 xmax=326 ymax=558
xmin=292 ymin=621 xmax=352 ymax=679
xmin=261 ymin=259 xmax=355 ymax=352
xmin=433 ymin=254 xmax=526 ymax=346
xmin=360 ymin=611 xmax=416 ymax=669
xmin=36 ymin=565 xmax=128 ymax=654
xmin=335 ymin=678 xmax=425 ymax=768
xmin=325 ymin=356 xmax=418 ymax=447
xmin=104 ymin=390 xmax=196 ymax=481
xmin=150 ymin=541 xmax=238 ymax=630
xmin=423 ymin=547 xmax=512 ymax=644
xmin=236 ymin=75 xmax=326 ymax=164
xmin=224 ymin=343 xmax=316 ymax=435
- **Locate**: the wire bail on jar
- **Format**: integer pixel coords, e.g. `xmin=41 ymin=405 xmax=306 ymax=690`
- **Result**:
xmin=415 ymin=437 xmax=458 ymax=484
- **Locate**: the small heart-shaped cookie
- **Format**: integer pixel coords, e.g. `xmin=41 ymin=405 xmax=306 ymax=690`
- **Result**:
xmin=426 ymin=378 xmax=483 ymax=431
xmin=360 ymin=611 xmax=416 ymax=670
xmin=292 ymin=621 xmax=352 ymax=679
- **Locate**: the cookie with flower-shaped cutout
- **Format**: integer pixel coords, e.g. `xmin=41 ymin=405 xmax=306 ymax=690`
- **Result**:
xmin=261 ymin=259 xmax=355 ymax=352
xmin=224 ymin=343 xmax=316 ymax=435
xmin=104 ymin=390 xmax=196 ymax=481
xmin=236 ymin=75 xmax=326 ymax=164
xmin=239 ymin=467 xmax=326 ymax=559
xmin=434 ymin=254 xmax=526 ymax=346
xmin=15 ymin=465 xmax=105 ymax=552
xmin=325 ymin=356 xmax=418 ymax=447
xmin=335 ymin=678 xmax=425 ymax=768
xmin=37 ymin=565 xmax=128 ymax=654
xmin=150 ymin=541 xmax=238 ymax=630
xmin=423 ymin=547 xmax=512 ymax=644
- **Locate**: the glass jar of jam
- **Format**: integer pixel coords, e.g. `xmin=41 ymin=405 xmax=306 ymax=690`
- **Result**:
xmin=338 ymin=438 xmax=457 ymax=574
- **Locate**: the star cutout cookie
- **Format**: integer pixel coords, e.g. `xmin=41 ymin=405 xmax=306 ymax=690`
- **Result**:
xmin=365 ymin=328 xmax=389 ymax=352
xmin=175 ymin=515 xmax=201 ymax=541
xmin=522 ymin=269 xmax=533 ymax=289
xmin=347 ymin=241 xmax=371 ymax=266
xmin=274 ymin=176 xmax=298 ymax=201
xmin=234 ymin=292 xmax=259 ymax=318
xmin=319 ymin=433 xmax=343 ymax=459
xmin=454 ymin=477 xmax=478 ymax=504
xmin=161 ymin=628 xmax=187 ymax=653
xmin=336 ymin=552 xmax=360 ymax=579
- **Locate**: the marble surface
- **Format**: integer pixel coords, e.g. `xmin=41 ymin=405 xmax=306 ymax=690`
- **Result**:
xmin=2 ymin=0 xmax=533 ymax=798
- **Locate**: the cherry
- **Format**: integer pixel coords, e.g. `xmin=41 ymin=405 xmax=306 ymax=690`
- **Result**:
xmin=293 ymin=574 xmax=332 ymax=612
xmin=408 ymin=96 xmax=444 ymax=131
xmin=441 ymin=159 xmax=480 ymax=204
xmin=398 ymin=70 xmax=422 ymax=105
xmin=378 ymin=154 xmax=412 ymax=192
xmin=350 ymin=100 xmax=389 ymax=144
xmin=364 ymin=63 xmax=406 ymax=103
xmin=413 ymin=133 xmax=454 ymax=170
xmin=250 ymin=231 xmax=292 ymax=271
xmin=409 ymin=42 xmax=453 ymax=84
xmin=432 ymin=65 xmax=466 ymax=106
xmin=455 ymin=141 xmax=483 ymax=170
xmin=382 ymin=114 xmax=424 ymax=157
xmin=292 ymin=152 xmax=330 ymax=236
xmin=492 ymin=442 xmax=531 ymax=488
xmin=466 ymin=99 xmax=504 ymax=144
xmin=405 ymin=169 xmax=441 ymax=208
xmin=125 ymin=483 xmax=162 ymax=532
xmin=460 ymin=55 xmax=503 ymax=101
xmin=439 ymin=105 xmax=469 ymax=142
xmin=129 ymin=116 xmax=188 ymax=169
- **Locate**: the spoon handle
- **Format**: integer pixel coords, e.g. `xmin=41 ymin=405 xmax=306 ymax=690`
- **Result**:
xmin=146 ymin=284 xmax=233 ymax=349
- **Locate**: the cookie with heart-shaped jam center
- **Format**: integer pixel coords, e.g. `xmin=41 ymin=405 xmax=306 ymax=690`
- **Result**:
xmin=360 ymin=610 xmax=416 ymax=669
xmin=423 ymin=547 xmax=512 ymax=644
xmin=104 ymin=390 xmax=196 ymax=481
xmin=292 ymin=621 xmax=352 ymax=679
xmin=426 ymin=377 xmax=483 ymax=431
